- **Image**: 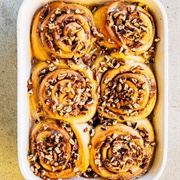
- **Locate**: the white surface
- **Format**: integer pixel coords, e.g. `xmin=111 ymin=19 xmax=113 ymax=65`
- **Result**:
xmin=17 ymin=0 xmax=168 ymax=180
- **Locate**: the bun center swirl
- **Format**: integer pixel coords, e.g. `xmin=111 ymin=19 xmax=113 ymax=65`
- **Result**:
xmin=40 ymin=69 xmax=94 ymax=117
xmin=29 ymin=61 xmax=98 ymax=123
xmin=35 ymin=126 xmax=72 ymax=172
xmin=96 ymin=59 xmax=157 ymax=121
xmin=90 ymin=120 xmax=155 ymax=179
xmin=94 ymin=1 xmax=155 ymax=53
xmin=31 ymin=2 xmax=95 ymax=60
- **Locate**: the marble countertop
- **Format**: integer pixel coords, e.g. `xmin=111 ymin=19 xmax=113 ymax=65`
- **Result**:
xmin=0 ymin=0 xmax=179 ymax=179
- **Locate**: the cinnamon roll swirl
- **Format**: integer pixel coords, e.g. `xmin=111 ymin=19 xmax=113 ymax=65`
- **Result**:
xmin=94 ymin=2 xmax=155 ymax=54
xmin=28 ymin=60 xmax=97 ymax=123
xmin=31 ymin=2 xmax=95 ymax=60
xmin=95 ymin=56 xmax=157 ymax=121
xmin=27 ymin=120 xmax=90 ymax=179
xmin=90 ymin=118 xmax=156 ymax=180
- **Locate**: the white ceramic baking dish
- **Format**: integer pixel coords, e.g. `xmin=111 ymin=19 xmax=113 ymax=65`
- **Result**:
xmin=17 ymin=0 xmax=168 ymax=179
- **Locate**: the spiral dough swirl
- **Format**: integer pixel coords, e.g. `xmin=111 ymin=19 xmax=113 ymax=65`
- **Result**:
xmin=31 ymin=2 xmax=95 ymax=60
xmin=90 ymin=118 xmax=156 ymax=179
xmin=29 ymin=61 xmax=97 ymax=123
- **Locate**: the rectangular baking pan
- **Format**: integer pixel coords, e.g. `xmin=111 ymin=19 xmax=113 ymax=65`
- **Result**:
xmin=17 ymin=0 xmax=168 ymax=179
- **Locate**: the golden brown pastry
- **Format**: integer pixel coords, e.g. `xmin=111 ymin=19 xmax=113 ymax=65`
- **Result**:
xmin=28 ymin=120 xmax=90 ymax=179
xmin=93 ymin=55 xmax=157 ymax=121
xmin=27 ymin=1 xmax=159 ymax=179
xmin=28 ymin=60 xmax=98 ymax=123
xmin=90 ymin=118 xmax=156 ymax=180
xmin=92 ymin=54 xmax=146 ymax=83
xmin=31 ymin=1 xmax=95 ymax=60
xmin=111 ymin=51 xmax=146 ymax=63
xmin=94 ymin=2 xmax=155 ymax=54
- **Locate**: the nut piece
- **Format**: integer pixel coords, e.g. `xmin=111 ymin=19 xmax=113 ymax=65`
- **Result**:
xmin=69 ymin=138 xmax=75 ymax=145
xmin=89 ymin=129 xmax=95 ymax=137
xmin=83 ymin=127 xmax=88 ymax=133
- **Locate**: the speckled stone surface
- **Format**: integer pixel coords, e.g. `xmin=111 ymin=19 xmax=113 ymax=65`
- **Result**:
xmin=0 ymin=0 xmax=179 ymax=179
